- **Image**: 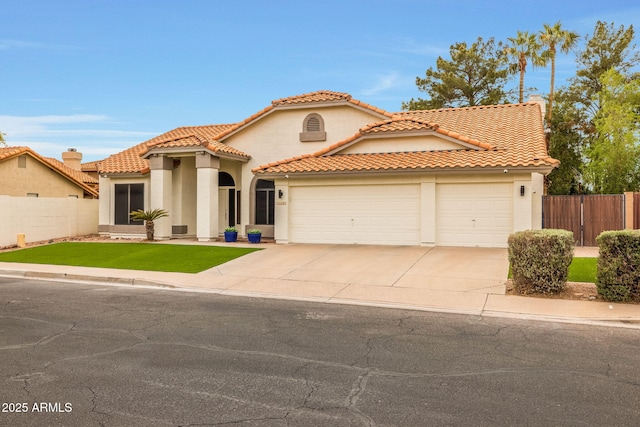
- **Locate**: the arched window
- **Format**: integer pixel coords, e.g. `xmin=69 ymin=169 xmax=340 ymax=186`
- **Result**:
xmin=218 ymin=171 xmax=235 ymax=186
xmin=300 ymin=113 xmax=326 ymax=142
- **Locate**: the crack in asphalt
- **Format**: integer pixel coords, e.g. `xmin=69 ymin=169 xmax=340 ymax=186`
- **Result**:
xmin=346 ymin=370 xmax=375 ymax=426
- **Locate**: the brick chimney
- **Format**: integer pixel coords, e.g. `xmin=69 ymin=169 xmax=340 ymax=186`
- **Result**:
xmin=62 ymin=148 xmax=82 ymax=171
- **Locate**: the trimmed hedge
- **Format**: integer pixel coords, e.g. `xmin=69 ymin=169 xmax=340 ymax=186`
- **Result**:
xmin=508 ymin=229 xmax=575 ymax=294
xmin=596 ymin=230 xmax=640 ymax=302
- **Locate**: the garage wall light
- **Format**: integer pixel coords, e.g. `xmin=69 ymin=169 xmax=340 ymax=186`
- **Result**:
xmin=278 ymin=189 xmax=284 ymax=199
xmin=520 ymin=185 xmax=525 ymax=196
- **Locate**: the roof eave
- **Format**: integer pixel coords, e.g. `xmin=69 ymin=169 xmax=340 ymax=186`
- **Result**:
xmin=322 ymin=130 xmax=492 ymax=157
xmin=99 ymin=171 xmax=149 ymax=178
xmin=255 ymin=164 xmax=557 ymax=179
xmin=141 ymin=146 xmax=250 ymax=162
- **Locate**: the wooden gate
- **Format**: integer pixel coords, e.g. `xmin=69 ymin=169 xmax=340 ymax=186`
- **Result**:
xmin=542 ymin=195 xmax=625 ymax=246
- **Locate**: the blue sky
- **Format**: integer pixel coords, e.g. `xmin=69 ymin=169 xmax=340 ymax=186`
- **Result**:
xmin=1 ymin=0 xmax=639 ymax=162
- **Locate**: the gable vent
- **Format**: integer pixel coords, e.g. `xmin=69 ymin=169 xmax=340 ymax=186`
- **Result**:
xmin=306 ymin=117 xmax=321 ymax=132
xmin=300 ymin=113 xmax=326 ymax=142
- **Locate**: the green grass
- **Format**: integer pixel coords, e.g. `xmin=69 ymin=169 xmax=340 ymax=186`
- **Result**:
xmin=0 ymin=242 xmax=261 ymax=273
xmin=567 ymin=257 xmax=597 ymax=283
xmin=508 ymin=257 xmax=597 ymax=283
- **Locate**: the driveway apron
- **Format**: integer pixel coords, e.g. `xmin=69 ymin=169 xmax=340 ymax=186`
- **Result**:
xmin=204 ymin=244 xmax=509 ymax=313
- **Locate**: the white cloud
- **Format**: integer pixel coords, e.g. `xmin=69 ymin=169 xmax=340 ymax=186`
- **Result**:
xmin=0 ymin=39 xmax=80 ymax=51
xmin=362 ymin=72 xmax=401 ymax=96
xmin=0 ymin=114 xmax=157 ymax=162
xmin=392 ymin=37 xmax=449 ymax=57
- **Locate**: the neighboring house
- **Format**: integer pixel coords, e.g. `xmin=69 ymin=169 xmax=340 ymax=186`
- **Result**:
xmin=0 ymin=146 xmax=98 ymax=199
xmin=97 ymin=90 xmax=558 ymax=247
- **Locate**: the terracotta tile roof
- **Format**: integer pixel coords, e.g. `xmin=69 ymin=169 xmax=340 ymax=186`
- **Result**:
xmin=213 ymin=90 xmax=394 ymax=141
xmin=99 ymin=93 xmax=554 ymax=176
xmin=81 ymin=161 xmax=99 ymax=172
xmin=314 ymin=117 xmax=493 ymax=157
xmin=99 ymin=91 xmax=395 ymax=174
xmin=43 ymin=157 xmax=99 ymax=185
xmin=272 ymin=90 xmax=354 ymax=105
xmin=0 ymin=146 xmax=30 ymax=161
xmin=0 ymin=146 xmax=99 ymax=197
xmin=254 ymin=102 xmax=558 ymax=175
xmin=140 ymin=133 xmax=251 ymax=159
xmin=271 ymin=90 xmax=395 ymax=118
xmin=99 ymin=142 xmax=151 ymax=174
xmin=99 ymin=124 xmax=244 ymax=174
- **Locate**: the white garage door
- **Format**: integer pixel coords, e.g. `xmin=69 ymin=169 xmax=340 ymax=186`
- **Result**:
xmin=290 ymin=184 xmax=420 ymax=245
xmin=436 ymin=183 xmax=513 ymax=248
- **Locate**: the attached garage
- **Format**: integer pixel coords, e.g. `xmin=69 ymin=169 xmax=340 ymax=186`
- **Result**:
xmin=436 ymin=183 xmax=513 ymax=248
xmin=289 ymin=184 xmax=420 ymax=245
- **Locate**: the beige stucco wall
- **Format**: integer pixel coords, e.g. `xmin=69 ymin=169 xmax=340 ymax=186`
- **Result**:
xmin=172 ymin=156 xmax=197 ymax=236
xmin=0 ymin=195 xmax=98 ymax=247
xmin=0 ymin=155 xmax=85 ymax=198
xmin=98 ymin=175 xmax=150 ymax=237
xmin=225 ymin=105 xmax=385 ymax=228
xmin=339 ymin=134 xmax=463 ymax=154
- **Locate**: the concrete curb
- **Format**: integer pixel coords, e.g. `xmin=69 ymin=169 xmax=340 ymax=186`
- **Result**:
xmin=3 ymin=269 xmax=640 ymax=330
xmin=0 ymin=270 xmax=177 ymax=289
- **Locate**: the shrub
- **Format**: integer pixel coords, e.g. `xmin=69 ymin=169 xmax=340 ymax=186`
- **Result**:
xmin=508 ymin=229 xmax=574 ymax=294
xmin=595 ymin=230 xmax=640 ymax=302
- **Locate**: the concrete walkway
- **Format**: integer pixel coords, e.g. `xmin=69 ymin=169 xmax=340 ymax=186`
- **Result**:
xmin=0 ymin=242 xmax=638 ymax=329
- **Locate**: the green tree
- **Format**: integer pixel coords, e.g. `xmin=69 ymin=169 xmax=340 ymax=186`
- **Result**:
xmin=539 ymin=21 xmax=580 ymax=123
xmin=403 ymin=37 xmax=512 ymax=110
xmin=572 ymin=21 xmax=640 ymax=117
xmin=505 ymin=31 xmax=547 ymax=103
xmin=547 ymin=89 xmax=589 ymax=194
xmin=129 ymin=208 xmax=169 ymax=241
xmin=0 ymin=132 xmax=5 ymax=146
xmin=583 ymin=69 xmax=640 ymax=193
xmin=548 ymin=21 xmax=640 ymax=194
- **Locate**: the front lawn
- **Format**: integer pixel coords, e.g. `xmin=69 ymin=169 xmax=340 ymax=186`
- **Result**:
xmin=509 ymin=257 xmax=597 ymax=283
xmin=567 ymin=257 xmax=597 ymax=283
xmin=0 ymin=242 xmax=261 ymax=273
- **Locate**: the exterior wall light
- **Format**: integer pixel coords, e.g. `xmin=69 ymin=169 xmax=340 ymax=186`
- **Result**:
xmin=520 ymin=185 xmax=525 ymax=196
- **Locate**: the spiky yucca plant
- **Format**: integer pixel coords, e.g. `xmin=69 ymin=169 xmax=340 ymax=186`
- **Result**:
xmin=130 ymin=209 xmax=169 ymax=241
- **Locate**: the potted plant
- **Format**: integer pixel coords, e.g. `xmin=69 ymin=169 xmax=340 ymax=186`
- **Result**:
xmin=247 ymin=229 xmax=262 ymax=244
xmin=224 ymin=226 xmax=238 ymax=242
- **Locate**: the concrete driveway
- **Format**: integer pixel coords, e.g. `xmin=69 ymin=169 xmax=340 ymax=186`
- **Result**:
xmin=204 ymin=244 xmax=509 ymax=313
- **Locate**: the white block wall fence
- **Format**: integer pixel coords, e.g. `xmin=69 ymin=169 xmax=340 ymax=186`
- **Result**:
xmin=0 ymin=196 xmax=98 ymax=247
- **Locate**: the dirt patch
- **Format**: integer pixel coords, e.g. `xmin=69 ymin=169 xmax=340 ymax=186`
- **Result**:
xmin=506 ymin=280 xmax=600 ymax=301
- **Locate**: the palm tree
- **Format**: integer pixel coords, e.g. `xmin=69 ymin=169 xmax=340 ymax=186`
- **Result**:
xmin=539 ymin=22 xmax=580 ymax=123
xmin=130 ymin=208 xmax=169 ymax=241
xmin=505 ymin=31 xmax=547 ymax=103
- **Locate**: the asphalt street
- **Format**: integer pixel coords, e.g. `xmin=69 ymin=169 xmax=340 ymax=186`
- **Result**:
xmin=1 ymin=277 xmax=639 ymax=426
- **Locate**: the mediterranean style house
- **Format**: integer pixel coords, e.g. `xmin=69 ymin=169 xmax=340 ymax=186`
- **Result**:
xmin=97 ymin=90 xmax=557 ymax=248
xmin=0 ymin=146 xmax=98 ymax=199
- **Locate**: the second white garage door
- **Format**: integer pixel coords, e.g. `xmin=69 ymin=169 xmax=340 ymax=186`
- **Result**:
xmin=436 ymin=183 xmax=513 ymax=248
xmin=289 ymin=184 xmax=420 ymax=245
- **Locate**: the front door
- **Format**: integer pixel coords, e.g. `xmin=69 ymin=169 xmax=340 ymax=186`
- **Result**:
xmin=218 ymin=188 xmax=236 ymax=232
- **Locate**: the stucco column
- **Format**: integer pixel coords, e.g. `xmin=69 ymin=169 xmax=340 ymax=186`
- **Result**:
xmin=150 ymin=155 xmax=173 ymax=240
xmin=624 ymin=192 xmax=634 ymax=229
xmin=196 ymin=152 xmax=220 ymax=241
xmin=98 ymin=175 xmax=111 ymax=234
xmin=274 ymin=180 xmax=289 ymax=244
xmin=420 ymin=178 xmax=436 ymax=246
